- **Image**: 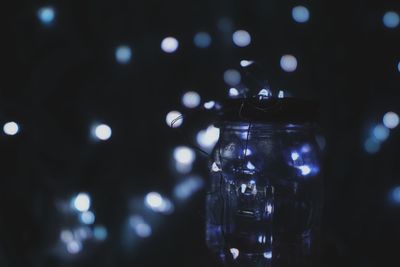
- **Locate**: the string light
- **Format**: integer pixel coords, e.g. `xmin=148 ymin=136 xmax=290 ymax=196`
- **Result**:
xmin=93 ymin=124 xmax=112 ymax=141
xmin=72 ymin=193 xmax=91 ymax=212
xmin=166 ymin=111 xmax=183 ymax=128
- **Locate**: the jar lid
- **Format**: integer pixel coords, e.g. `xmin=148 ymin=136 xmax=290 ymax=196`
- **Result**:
xmin=219 ymin=97 xmax=319 ymax=123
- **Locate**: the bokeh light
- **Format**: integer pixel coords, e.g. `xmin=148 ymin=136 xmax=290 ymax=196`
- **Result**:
xmin=364 ymin=138 xmax=380 ymax=154
xmin=181 ymin=91 xmax=201 ymax=108
xmin=223 ymin=69 xmax=241 ymax=86
xmin=240 ymin=60 xmax=254 ymax=67
xmin=161 ymin=37 xmax=179 ymax=53
xmin=66 ymin=240 xmax=82 ymax=254
xmin=232 ymin=30 xmax=251 ymax=47
xmin=372 ymin=124 xmax=390 ymax=142
xmin=173 ymin=146 xmax=195 ymax=165
xmin=37 ymin=6 xmax=55 ymax=25
xmin=196 ymin=125 xmax=220 ymax=150
xmin=383 ymin=11 xmax=400 ymax=28
xmin=72 ymin=193 xmax=91 ymax=212
xmin=93 ymin=225 xmax=108 ymax=241
xmin=383 ymin=111 xmax=399 ymax=129
xmin=193 ymin=32 xmax=211 ymax=48
xmin=280 ymin=55 xmax=298 ymax=72
xmin=93 ymin=124 xmax=112 ymax=141
xmin=80 ymin=211 xmax=95 ymax=225
xmin=3 ymin=121 xmax=19 ymax=136
xmin=174 ymin=176 xmax=204 ymax=200
xmin=292 ymin=6 xmax=310 ymax=23
xmin=115 ymin=45 xmax=132 ymax=64
xmin=165 ymin=110 xmax=183 ymax=128
xmin=129 ymin=215 xmax=152 ymax=238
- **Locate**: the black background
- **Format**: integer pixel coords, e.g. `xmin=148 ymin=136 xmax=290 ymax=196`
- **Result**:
xmin=3 ymin=1 xmax=400 ymax=266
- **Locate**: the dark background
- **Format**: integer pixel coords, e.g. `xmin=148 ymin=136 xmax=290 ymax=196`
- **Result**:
xmin=2 ymin=0 xmax=400 ymax=266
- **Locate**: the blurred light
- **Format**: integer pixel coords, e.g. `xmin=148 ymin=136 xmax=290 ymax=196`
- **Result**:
xmin=75 ymin=227 xmax=92 ymax=241
xmin=3 ymin=121 xmax=19 ymax=136
xmin=94 ymin=124 xmax=112 ymax=141
xmin=60 ymin=230 xmax=74 ymax=243
xmin=72 ymin=193 xmax=91 ymax=212
xmin=264 ymin=251 xmax=273 ymax=259
xmin=145 ymin=192 xmax=163 ymax=209
xmin=174 ymin=176 xmax=204 ymax=200
xmin=230 ymin=248 xmax=240 ymax=259
xmin=80 ymin=211 xmax=95 ymax=225
xmin=93 ymin=225 xmax=108 ymax=241
xmin=161 ymin=37 xmax=179 ymax=53
xmin=291 ymin=152 xmax=300 ymax=161
xmin=243 ymin=148 xmax=252 ymax=156
xmin=240 ymin=60 xmax=254 ymax=67
xmin=166 ymin=110 xmax=183 ymax=128
xmin=224 ymin=69 xmax=241 ymax=86
xmin=193 ymin=32 xmax=212 ymax=48
xmin=301 ymin=144 xmax=311 ymax=153
xmin=129 ymin=215 xmax=152 ymax=238
xmin=204 ymin=101 xmax=216 ymax=109
xmin=232 ymin=30 xmax=251 ymax=47
xmin=292 ymin=6 xmax=310 ymax=23
xmin=372 ymin=124 xmax=390 ymax=142
xmin=229 ymin=88 xmax=240 ymax=97
xmin=66 ymin=240 xmax=82 ymax=254
xmin=364 ymin=138 xmax=380 ymax=154
xmin=278 ymin=90 xmax=285 ymax=98
xmin=115 ymin=45 xmax=132 ymax=64
xmin=280 ymin=55 xmax=298 ymax=72
xmin=383 ymin=111 xmax=399 ymax=129
xmin=298 ymin=165 xmax=311 ymax=175
xmin=196 ymin=125 xmax=220 ymax=149
xmin=398 ymin=61 xmax=400 ymax=72
xmin=383 ymin=11 xmax=400 ymax=28
xmin=391 ymin=187 xmax=400 ymax=203
xmin=37 ymin=6 xmax=55 ymax=25
xmin=182 ymin=91 xmax=201 ymax=108
xmin=217 ymin=17 xmax=234 ymax=32
xmin=173 ymin=146 xmax=195 ymax=164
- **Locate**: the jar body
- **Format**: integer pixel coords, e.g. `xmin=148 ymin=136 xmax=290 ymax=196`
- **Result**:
xmin=206 ymin=122 xmax=323 ymax=267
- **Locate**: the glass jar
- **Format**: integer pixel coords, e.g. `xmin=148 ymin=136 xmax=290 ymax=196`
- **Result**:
xmin=206 ymin=97 xmax=323 ymax=267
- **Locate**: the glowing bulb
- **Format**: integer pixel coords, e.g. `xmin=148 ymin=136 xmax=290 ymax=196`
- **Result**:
xmin=3 ymin=121 xmax=19 ymax=135
xmin=280 ymin=55 xmax=298 ymax=72
xmin=165 ymin=110 xmax=183 ymax=128
xmin=161 ymin=37 xmax=179 ymax=53
xmin=211 ymin=162 xmax=222 ymax=172
xmin=291 ymin=152 xmax=300 ymax=161
xmin=229 ymin=88 xmax=240 ymax=97
xmin=145 ymin=192 xmax=163 ymax=209
xmin=204 ymin=101 xmax=215 ymax=109
xmin=240 ymin=60 xmax=254 ymax=67
xmin=292 ymin=6 xmax=310 ymax=23
xmin=278 ymin=90 xmax=285 ymax=98
xmin=246 ymin=161 xmax=256 ymax=170
xmin=182 ymin=91 xmax=201 ymax=108
xmin=196 ymin=125 xmax=220 ymax=149
xmin=115 ymin=45 xmax=132 ymax=64
xmin=383 ymin=11 xmax=400 ymax=28
xmin=72 ymin=193 xmax=91 ymax=212
xmin=193 ymin=32 xmax=211 ymax=48
xmin=230 ymin=248 xmax=240 ymax=259
xmin=298 ymin=165 xmax=311 ymax=175
xmin=264 ymin=251 xmax=273 ymax=259
xmin=37 ymin=6 xmax=55 ymax=25
xmin=383 ymin=111 xmax=399 ymax=129
xmin=258 ymin=88 xmax=271 ymax=99
xmin=232 ymin=30 xmax=251 ymax=47
xmin=173 ymin=146 xmax=195 ymax=164
xmin=94 ymin=124 xmax=112 ymax=140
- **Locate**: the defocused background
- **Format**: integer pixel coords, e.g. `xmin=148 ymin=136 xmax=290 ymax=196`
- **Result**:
xmin=2 ymin=1 xmax=400 ymax=267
